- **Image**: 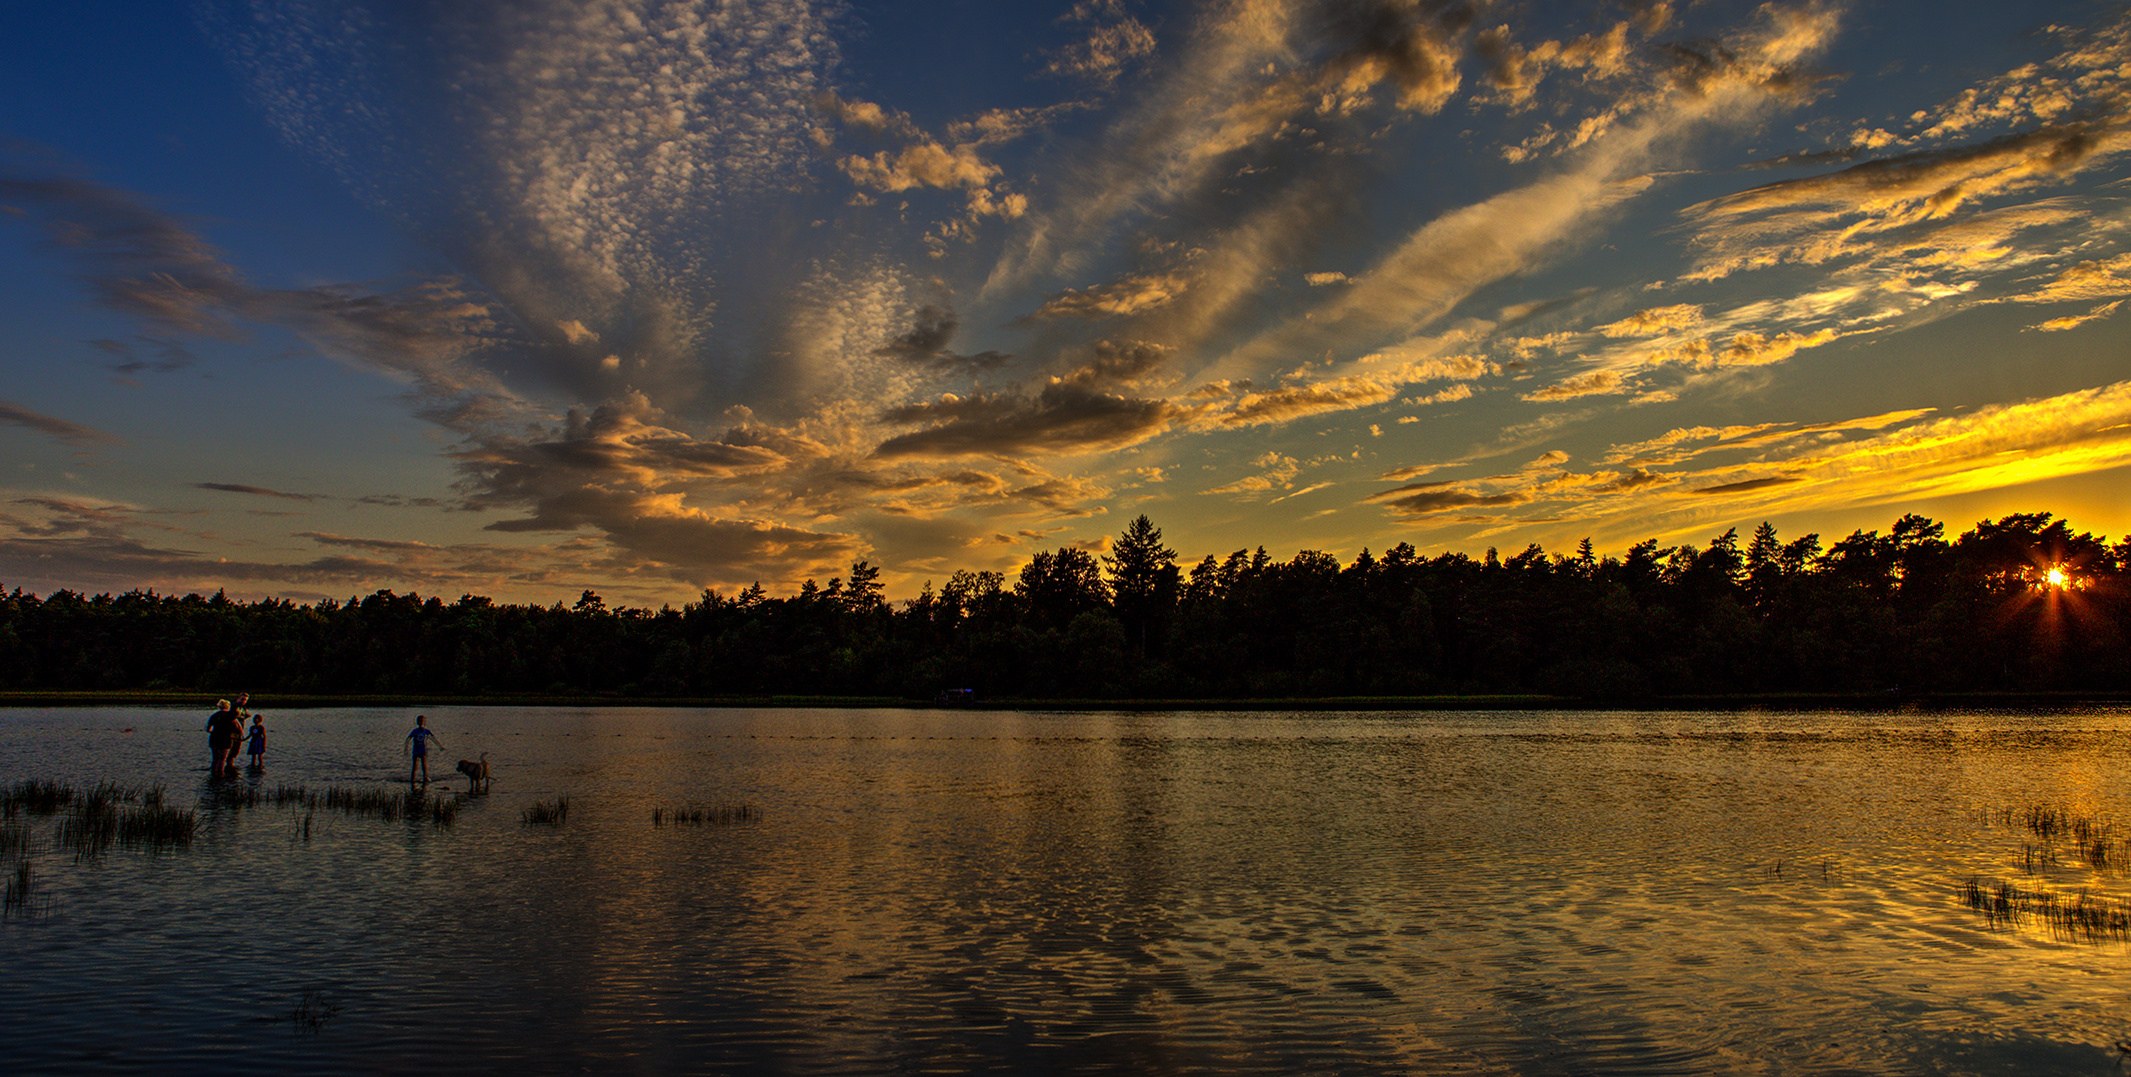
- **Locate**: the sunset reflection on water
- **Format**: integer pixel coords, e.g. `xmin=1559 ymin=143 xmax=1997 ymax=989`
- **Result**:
xmin=3 ymin=705 xmax=2130 ymax=1075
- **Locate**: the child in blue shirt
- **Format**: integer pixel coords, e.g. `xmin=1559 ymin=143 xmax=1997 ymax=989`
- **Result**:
xmin=407 ymin=715 xmax=443 ymax=783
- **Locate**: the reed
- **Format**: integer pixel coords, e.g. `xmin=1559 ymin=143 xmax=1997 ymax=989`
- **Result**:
xmin=2 ymin=779 xmax=76 ymax=817
xmin=521 ymin=797 xmax=569 ymax=826
xmin=288 ymin=989 xmax=342 ymax=1033
xmin=651 ymin=804 xmax=759 ymax=827
xmin=1960 ymin=875 xmax=2131 ymax=942
xmin=1999 ymin=805 xmax=2130 ymax=875
xmin=0 ymin=822 xmax=28 ymax=860
xmin=2 ymin=859 xmax=40 ymax=918
xmin=201 ymin=781 xmax=458 ymax=828
xmin=116 ymin=804 xmax=196 ymax=850
xmin=306 ymin=786 xmax=458 ymax=827
xmin=209 ymin=784 xmax=265 ymax=809
xmin=58 ymin=802 xmax=120 ymax=858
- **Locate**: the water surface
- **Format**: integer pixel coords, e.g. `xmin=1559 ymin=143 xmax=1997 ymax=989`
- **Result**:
xmin=3 ymin=705 xmax=2129 ymax=1074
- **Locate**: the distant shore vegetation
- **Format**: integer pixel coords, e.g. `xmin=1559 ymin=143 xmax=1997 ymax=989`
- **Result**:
xmin=1 ymin=511 xmax=2125 ymax=701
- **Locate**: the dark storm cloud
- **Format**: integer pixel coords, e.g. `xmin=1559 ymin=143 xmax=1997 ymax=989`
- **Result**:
xmin=0 ymin=400 xmax=122 ymax=448
xmin=873 ymin=382 xmax=1181 ymax=458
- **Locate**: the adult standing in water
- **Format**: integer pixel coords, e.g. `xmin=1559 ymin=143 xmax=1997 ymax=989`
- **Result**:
xmin=406 ymin=715 xmax=442 ymax=784
xmin=205 ymin=698 xmax=242 ymax=777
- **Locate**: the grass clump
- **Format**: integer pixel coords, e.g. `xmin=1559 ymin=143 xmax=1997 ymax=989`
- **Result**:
xmin=288 ymin=989 xmax=342 ymax=1034
xmin=257 ymin=784 xmax=457 ymax=828
xmin=521 ymin=797 xmax=569 ymax=826
xmin=1979 ymin=804 xmax=2131 ymax=875
xmin=2 ymin=859 xmax=49 ymax=919
xmin=652 ymin=804 xmax=759 ymax=827
xmin=2 ymin=779 xmax=76 ymax=817
xmin=1961 ymin=875 xmax=2131 ymax=942
xmin=0 ymin=822 xmax=30 ymax=860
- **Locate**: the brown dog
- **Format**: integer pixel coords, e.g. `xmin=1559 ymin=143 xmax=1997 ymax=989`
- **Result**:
xmin=455 ymin=753 xmax=490 ymax=794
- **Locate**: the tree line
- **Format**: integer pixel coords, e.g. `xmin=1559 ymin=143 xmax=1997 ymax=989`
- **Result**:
xmin=2 ymin=510 xmax=2125 ymax=700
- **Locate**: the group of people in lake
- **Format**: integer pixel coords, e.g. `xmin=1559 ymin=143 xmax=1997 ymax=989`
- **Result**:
xmin=206 ymin=696 xmax=447 ymax=785
xmin=204 ymin=694 xmax=266 ymax=778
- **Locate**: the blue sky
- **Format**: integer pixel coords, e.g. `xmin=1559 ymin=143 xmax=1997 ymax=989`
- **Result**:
xmin=4 ymin=0 xmax=2129 ymax=606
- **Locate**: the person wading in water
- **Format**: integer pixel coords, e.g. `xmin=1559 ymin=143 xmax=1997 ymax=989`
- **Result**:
xmin=406 ymin=715 xmax=443 ymax=784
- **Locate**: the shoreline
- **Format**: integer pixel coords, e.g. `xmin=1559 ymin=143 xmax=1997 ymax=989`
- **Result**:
xmin=3 ymin=689 xmax=2126 ymax=712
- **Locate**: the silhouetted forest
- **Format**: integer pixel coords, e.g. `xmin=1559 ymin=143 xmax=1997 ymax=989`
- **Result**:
xmin=3 ymin=511 xmax=2126 ymax=699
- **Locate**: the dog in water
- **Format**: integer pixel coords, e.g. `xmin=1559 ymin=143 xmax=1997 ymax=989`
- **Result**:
xmin=455 ymin=753 xmax=491 ymax=794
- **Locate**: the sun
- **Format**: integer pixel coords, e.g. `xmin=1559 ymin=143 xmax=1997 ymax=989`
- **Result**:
xmin=2044 ymin=565 xmax=2070 ymax=589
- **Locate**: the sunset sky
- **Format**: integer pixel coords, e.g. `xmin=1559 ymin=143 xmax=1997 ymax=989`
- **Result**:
xmin=4 ymin=0 xmax=2129 ymax=607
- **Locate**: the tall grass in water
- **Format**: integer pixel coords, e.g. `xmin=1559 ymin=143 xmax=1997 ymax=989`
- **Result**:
xmin=2 ymin=859 xmax=44 ymax=919
xmin=288 ymin=989 xmax=342 ymax=1033
xmin=14 ymin=781 xmax=199 ymax=858
xmin=59 ymin=800 xmax=196 ymax=857
xmin=1960 ymin=875 xmax=2131 ymax=941
xmin=521 ymin=797 xmax=569 ymax=826
xmin=226 ymin=783 xmax=458 ymax=828
xmin=1995 ymin=804 xmax=2131 ymax=874
xmin=2 ymin=778 xmax=78 ymax=817
xmin=652 ymin=804 xmax=759 ymax=827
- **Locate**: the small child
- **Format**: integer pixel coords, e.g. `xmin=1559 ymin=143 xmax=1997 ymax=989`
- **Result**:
xmin=246 ymin=715 xmax=266 ymax=768
xmin=407 ymin=715 xmax=443 ymax=783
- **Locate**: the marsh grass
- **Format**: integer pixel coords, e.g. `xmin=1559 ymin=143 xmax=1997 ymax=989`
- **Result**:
xmin=521 ymin=797 xmax=569 ymax=826
xmin=2 ymin=778 xmax=77 ymax=817
xmin=1986 ymin=805 xmax=2131 ymax=875
xmin=652 ymin=804 xmax=759 ymax=827
xmin=287 ymin=988 xmax=342 ymax=1034
xmin=1 ymin=777 xmax=462 ymax=924
xmin=221 ymin=783 xmax=459 ymax=828
xmin=58 ymin=802 xmax=197 ymax=857
xmin=51 ymin=785 xmax=195 ymax=858
xmin=1964 ymin=804 xmax=2131 ymax=942
xmin=2 ymin=858 xmax=50 ymax=919
xmin=1960 ymin=876 xmax=2131 ymax=941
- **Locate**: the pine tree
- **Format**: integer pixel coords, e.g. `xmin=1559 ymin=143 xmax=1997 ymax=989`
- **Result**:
xmin=1104 ymin=515 xmax=1180 ymax=658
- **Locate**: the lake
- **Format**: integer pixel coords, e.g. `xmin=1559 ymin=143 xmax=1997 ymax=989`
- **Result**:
xmin=2 ymin=704 xmax=2130 ymax=1075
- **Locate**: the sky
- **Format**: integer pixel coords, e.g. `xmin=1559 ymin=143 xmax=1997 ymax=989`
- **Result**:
xmin=3 ymin=0 xmax=2129 ymax=608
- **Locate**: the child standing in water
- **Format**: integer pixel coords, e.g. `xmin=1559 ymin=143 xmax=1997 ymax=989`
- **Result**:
xmin=246 ymin=715 xmax=266 ymax=769
xmin=406 ymin=715 xmax=442 ymax=783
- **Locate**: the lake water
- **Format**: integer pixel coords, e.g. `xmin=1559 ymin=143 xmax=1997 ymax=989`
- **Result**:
xmin=3 ymin=705 xmax=2131 ymax=1075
